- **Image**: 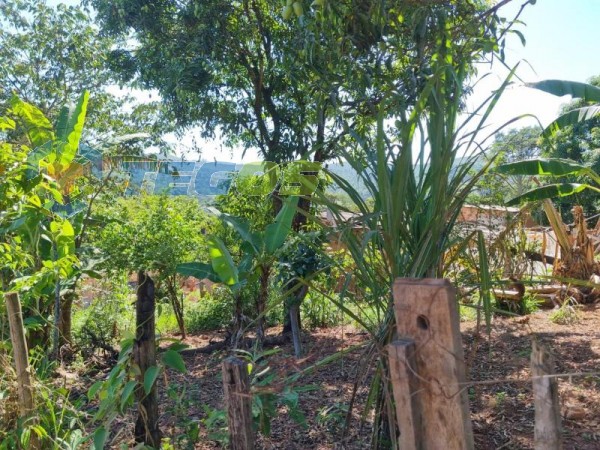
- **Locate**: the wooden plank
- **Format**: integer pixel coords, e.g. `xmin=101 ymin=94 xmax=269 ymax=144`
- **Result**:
xmin=387 ymin=338 xmax=421 ymax=450
xmin=133 ymin=271 xmax=161 ymax=447
xmin=5 ymin=292 xmax=40 ymax=449
xmin=531 ymin=340 xmax=563 ymax=450
xmin=392 ymin=278 xmax=474 ymax=450
xmin=222 ymin=357 xmax=254 ymax=450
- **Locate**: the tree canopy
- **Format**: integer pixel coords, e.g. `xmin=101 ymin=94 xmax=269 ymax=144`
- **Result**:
xmin=0 ymin=0 xmax=173 ymax=153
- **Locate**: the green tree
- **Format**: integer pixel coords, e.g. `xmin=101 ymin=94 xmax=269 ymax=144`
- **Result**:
xmin=93 ymin=195 xmax=217 ymax=339
xmin=0 ymin=0 xmax=172 ymax=152
xmin=471 ymin=126 xmax=542 ymax=205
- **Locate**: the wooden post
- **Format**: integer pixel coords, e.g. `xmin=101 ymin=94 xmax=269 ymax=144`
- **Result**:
xmin=387 ymin=338 xmax=421 ymax=450
xmin=134 ymin=271 xmax=161 ymax=447
xmin=531 ymin=339 xmax=563 ymax=450
xmin=222 ymin=356 xmax=254 ymax=450
xmin=5 ymin=292 xmax=40 ymax=449
xmin=391 ymin=278 xmax=474 ymax=450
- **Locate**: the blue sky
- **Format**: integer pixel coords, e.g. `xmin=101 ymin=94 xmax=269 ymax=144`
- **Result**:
xmin=46 ymin=0 xmax=600 ymax=161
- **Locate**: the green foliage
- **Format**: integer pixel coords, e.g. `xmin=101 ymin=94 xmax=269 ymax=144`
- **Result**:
xmin=0 ymin=353 xmax=86 ymax=449
xmin=94 ymin=195 xmax=216 ymax=275
xmin=93 ymin=194 xmax=218 ymax=336
xmin=72 ymin=274 xmax=133 ymax=357
xmin=470 ymin=126 xmax=542 ymax=206
xmin=185 ymin=288 xmax=236 ymax=332
xmin=300 ymin=290 xmax=343 ymax=329
xmin=549 ymin=297 xmax=581 ymax=325
xmin=0 ymin=0 xmax=171 ymax=152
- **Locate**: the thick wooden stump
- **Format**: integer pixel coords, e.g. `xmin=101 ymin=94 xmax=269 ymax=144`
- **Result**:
xmin=222 ymin=357 xmax=254 ymax=450
xmin=390 ymin=278 xmax=474 ymax=450
xmin=134 ymin=272 xmax=161 ymax=447
xmin=531 ymin=340 xmax=563 ymax=450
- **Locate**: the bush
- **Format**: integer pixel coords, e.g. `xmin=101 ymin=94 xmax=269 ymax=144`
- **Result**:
xmin=301 ymin=290 xmax=344 ymax=329
xmin=72 ymin=274 xmax=134 ymax=357
xmin=185 ymin=287 xmax=235 ymax=332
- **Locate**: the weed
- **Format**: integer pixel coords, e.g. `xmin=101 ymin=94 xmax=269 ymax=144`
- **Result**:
xmin=549 ymin=297 xmax=581 ymax=325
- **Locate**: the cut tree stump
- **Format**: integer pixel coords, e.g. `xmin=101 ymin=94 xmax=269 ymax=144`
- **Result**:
xmin=390 ymin=278 xmax=474 ymax=450
xmin=5 ymin=292 xmax=40 ymax=450
xmin=222 ymin=357 xmax=254 ymax=450
xmin=134 ymin=271 xmax=161 ymax=448
xmin=531 ymin=339 xmax=563 ymax=450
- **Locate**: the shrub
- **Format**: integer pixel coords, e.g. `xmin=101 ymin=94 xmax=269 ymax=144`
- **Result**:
xmin=72 ymin=274 xmax=134 ymax=357
xmin=301 ymin=290 xmax=344 ymax=329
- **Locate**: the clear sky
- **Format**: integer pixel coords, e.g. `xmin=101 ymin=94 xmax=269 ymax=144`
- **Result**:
xmin=45 ymin=0 xmax=600 ymax=161
xmin=471 ymin=0 xmax=600 ymax=131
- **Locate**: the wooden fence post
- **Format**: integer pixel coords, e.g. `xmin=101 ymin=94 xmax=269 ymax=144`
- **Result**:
xmin=134 ymin=271 xmax=161 ymax=447
xmin=388 ymin=338 xmax=421 ymax=450
xmin=531 ymin=339 xmax=563 ymax=450
xmin=222 ymin=356 xmax=254 ymax=450
xmin=389 ymin=278 xmax=474 ymax=450
xmin=5 ymin=292 xmax=40 ymax=449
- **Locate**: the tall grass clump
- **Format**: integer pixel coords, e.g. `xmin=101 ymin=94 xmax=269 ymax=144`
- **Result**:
xmin=309 ymin=3 xmax=529 ymax=446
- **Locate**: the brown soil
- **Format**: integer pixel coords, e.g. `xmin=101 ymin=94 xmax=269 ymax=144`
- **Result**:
xmin=104 ymin=305 xmax=600 ymax=449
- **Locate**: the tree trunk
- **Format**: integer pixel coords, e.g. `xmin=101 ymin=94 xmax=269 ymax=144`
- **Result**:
xmin=5 ymin=292 xmax=40 ymax=450
xmin=289 ymin=303 xmax=302 ymax=358
xmin=134 ymin=271 xmax=161 ymax=447
xmin=231 ymin=292 xmax=245 ymax=349
xmin=167 ymin=276 xmax=186 ymax=339
xmin=58 ymin=291 xmax=76 ymax=348
xmin=289 ymin=284 xmax=307 ymax=358
xmin=256 ymin=266 xmax=271 ymax=345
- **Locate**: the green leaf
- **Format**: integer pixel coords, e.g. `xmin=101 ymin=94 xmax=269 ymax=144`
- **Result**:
xmin=0 ymin=116 xmax=15 ymax=131
xmin=496 ymin=158 xmax=592 ymax=177
xmin=93 ymin=426 xmax=108 ymax=450
xmin=162 ymin=349 xmax=187 ymax=373
xmin=120 ymin=380 xmax=137 ymax=411
xmin=506 ymin=183 xmax=595 ymax=205
xmin=176 ymin=262 xmax=219 ymax=282
xmin=477 ymin=231 xmax=492 ymax=334
xmin=264 ymin=196 xmax=298 ymax=253
xmin=9 ymin=95 xmax=54 ymax=147
xmin=143 ymin=366 xmax=159 ymax=395
xmin=88 ymin=381 xmax=103 ymax=400
xmin=543 ymin=105 xmax=600 ymax=139
xmin=208 ymin=236 xmax=238 ymax=285
xmin=527 ymin=79 xmax=600 ymax=103
xmin=56 ymin=91 xmax=89 ymax=166
xmin=221 ymin=214 xmax=262 ymax=254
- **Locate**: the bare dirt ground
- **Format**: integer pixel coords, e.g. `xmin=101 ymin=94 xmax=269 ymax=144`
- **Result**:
xmin=104 ymin=305 xmax=600 ymax=449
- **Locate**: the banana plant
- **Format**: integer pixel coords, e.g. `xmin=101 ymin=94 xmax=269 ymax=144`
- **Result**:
xmin=2 ymin=92 xmax=92 ymax=354
xmin=177 ymin=195 xmax=299 ymax=345
xmin=495 ymin=80 xmax=600 ymax=284
xmin=496 ymin=79 xmax=600 ymax=205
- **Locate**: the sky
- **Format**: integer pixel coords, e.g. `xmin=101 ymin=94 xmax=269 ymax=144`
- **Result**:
xmin=470 ymin=0 xmax=600 ymax=130
xmin=45 ymin=0 xmax=600 ymax=162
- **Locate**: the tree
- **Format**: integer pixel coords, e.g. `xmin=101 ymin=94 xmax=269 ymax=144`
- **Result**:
xmin=0 ymin=0 xmax=172 ymax=153
xmin=471 ymin=126 xmax=542 ymax=205
xmin=93 ymin=195 xmax=217 ymax=339
xmin=540 ymin=75 xmax=600 ymax=220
